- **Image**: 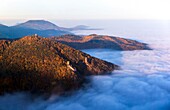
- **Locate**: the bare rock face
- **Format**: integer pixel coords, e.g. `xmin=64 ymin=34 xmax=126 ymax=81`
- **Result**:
xmin=0 ymin=35 xmax=118 ymax=94
xmin=51 ymin=34 xmax=151 ymax=50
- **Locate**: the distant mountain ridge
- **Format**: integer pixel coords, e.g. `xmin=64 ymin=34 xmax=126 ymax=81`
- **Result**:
xmin=0 ymin=20 xmax=99 ymax=38
xmin=0 ymin=20 xmax=72 ymax=38
xmin=14 ymin=20 xmax=62 ymax=30
xmin=14 ymin=20 xmax=99 ymax=31
xmin=52 ymin=34 xmax=151 ymax=50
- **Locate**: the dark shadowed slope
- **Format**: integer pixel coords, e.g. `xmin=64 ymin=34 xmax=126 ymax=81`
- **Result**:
xmin=0 ymin=35 xmax=118 ymax=94
xmin=52 ymin=34 xmax=151 ymax=50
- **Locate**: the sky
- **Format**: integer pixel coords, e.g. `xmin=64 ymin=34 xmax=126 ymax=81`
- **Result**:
xmin=0 ymin=0 xmax=170 ymax=20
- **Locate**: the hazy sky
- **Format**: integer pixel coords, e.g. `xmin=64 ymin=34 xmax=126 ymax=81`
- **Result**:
xmin=0 ymin=0 xmax=170 ymax=20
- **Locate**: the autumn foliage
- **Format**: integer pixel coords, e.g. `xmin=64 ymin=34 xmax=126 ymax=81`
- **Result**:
xmin=0 ymin=35 xmax=118 ymax=94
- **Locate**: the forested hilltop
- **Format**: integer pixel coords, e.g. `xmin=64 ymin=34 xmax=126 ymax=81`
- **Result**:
xmin=0 ymin=35 xmax=118 ymax=95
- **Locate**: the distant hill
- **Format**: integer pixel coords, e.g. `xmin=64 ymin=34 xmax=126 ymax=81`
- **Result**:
xmin=0 ymin=35 xmax=118 ymax=94
xmin=0 ymin=24 xmax=8 ymax=28
xmin=0 ymin=22 xmax=71 ymax=38
xmin=14 ymin=20 xmax=100 ymax=31
xmin=0 ymin=25 xmax=11 ymax=38
xmin=14 ymin=20 xmax=63 ymax=30
xmin=67 ymin=25 xmax=102 ymax=31
xmin=51 ymin=34 xmax=151 ymax=50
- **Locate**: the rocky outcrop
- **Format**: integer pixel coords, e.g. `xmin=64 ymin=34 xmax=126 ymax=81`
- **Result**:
xmin=0 ymin=35 xmax=118 ymax=95
xmin=52 ymin=34 xmax=151 ymax=50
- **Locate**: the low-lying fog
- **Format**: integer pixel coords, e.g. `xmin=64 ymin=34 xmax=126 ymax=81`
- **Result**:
xmin=1 ymin=40 xmax=170 ymax=110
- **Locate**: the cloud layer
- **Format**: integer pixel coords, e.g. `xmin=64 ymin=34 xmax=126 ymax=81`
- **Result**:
xmin=1 ymin=43 xmax=170 ymax=110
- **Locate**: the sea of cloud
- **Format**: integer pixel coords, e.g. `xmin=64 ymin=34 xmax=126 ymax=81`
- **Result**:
xmin=1 ymin=40 xmax=170 ymax=110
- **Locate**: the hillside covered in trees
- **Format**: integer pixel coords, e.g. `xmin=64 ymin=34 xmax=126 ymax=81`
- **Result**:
xmin=0 ymin=35 xmax=118 ymax=95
